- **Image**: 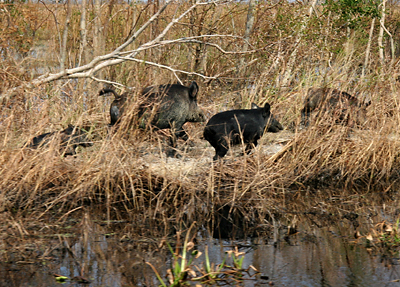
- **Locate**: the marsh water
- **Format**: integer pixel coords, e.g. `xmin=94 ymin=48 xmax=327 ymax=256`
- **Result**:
xmin=2 ymin=211 xmax=400 ymax=287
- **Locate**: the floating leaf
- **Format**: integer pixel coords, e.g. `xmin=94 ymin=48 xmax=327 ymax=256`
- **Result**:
xmin=54 ymin=275 xmax=68 ymax=283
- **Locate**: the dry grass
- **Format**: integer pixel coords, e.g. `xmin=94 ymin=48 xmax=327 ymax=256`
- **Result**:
xmin=1 ymin=2 xmax=400 ymax=244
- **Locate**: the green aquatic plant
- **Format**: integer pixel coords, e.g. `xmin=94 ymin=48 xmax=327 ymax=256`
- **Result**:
xmin=226 ymin=246 xmax=246 ymax=270
xmin=148 ymin=223 xmax=259 ymax=286
xmin=203 ymin=244 xmax=226 ymax=282
xmin=147 ymin=223 xmax=200 ymax=287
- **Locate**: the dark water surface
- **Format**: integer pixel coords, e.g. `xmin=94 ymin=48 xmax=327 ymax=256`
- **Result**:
xmin=1 ymin=219 xmax=400 ymax=287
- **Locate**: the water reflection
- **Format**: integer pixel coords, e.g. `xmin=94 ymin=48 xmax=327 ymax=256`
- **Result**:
xmin=250 ymin=232 xmax=398 ymax=287
xmin=1 ymin=222 xmax=400 ymax=287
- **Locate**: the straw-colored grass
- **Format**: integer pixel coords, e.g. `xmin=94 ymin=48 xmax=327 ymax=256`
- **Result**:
xmin=1 ymin=1 xmax=400 ymax=244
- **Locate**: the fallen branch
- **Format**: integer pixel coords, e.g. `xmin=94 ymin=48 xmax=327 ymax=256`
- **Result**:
xmin=1 ymin=0 xmax=172 ymax=102
xmin=0 ymin=0 xmax=240 ymax=103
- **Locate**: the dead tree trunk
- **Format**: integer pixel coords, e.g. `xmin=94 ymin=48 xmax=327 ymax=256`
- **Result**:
xmin=378 ymin=0 xmax=386 ymax=67
xmin=362 ymin=18 xmax=375 ymax=79
xmin=239 ymin=0 xmax=255 ymax=74
xmin=79 ymin=0 xmax=88 ymax=66
xmin=93 ymin=0 xmax=103 ymax=60
xmin=92 ymin=0 xmax=104 ymax=89
xmin=60 ymin=0 xmax=72 ymax=71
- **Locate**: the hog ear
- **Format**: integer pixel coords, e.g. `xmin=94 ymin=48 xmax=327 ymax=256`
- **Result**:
xmin=263 ymin=103 xmax=271 ymax=115
xmin=189 ymin=81 xmax=199 ymax=99
xmin=251 ymin=103 xmax=260 ymax=109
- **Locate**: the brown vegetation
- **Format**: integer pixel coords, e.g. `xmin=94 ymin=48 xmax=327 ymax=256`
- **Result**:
xmin=1 ymin=1 xmax=400 ymax=252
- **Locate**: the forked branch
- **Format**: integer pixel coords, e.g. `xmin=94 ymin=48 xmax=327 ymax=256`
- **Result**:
xmin=0 ymin=0 xmax=254 ymax=102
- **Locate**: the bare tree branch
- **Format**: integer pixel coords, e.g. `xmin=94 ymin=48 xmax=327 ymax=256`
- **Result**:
xmin=0 ymin=0 xmax=172 ymax=102
xmin=90 ymin=76 xmax=131 ymax=89
xmin=38 ymin=0 xmax=62 ymax=52
xmin=0 ymin=0 xmax=234 ymax=103
xmin=119 ymin=35 xmax=261 ymax=55
xmin=115 ymin=57 xmax=217 ymax=81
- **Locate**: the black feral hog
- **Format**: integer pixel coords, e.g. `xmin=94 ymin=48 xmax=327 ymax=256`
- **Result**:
xmin=26 ymin=125 xmax=93 ymax=156
xmin=203 ymin=103 xmax=283 ymax=160
xmin=99 ymin=88 xmax=128 ymax=126
xmin=301 ymin=87 xmax=369 ymax=128
xmin=139 ymin=81 xmax=205 ymax=157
